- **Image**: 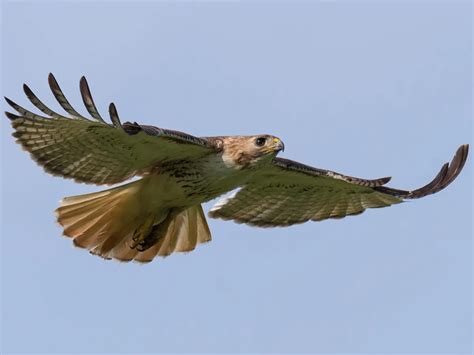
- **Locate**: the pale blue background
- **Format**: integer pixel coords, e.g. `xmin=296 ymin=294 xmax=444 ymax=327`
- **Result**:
xmin=1 ymin=1 xmax=472 ymax=353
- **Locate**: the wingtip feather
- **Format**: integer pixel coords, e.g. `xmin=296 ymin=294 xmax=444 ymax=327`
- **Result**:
xmin=4 ymin=96 xmax=17 ymax=108
xmin=5 ymin=111 xmax=20 ymax=120
xmin=47 ymin=73 xmax=57 ymax=88
xmin=109 ymin=102 xmax=123 ymax=129
xmin=374 ymin=144 xmax=469 ymax=199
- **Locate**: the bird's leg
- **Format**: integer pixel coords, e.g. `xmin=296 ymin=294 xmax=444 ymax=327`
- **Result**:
xmin=130 ymin=209 xmax=182 ymax=252
xmin=133 ymin=222 xmax=169 ymax=252
xmin=130 ymin=214 xmax=157 ymax=251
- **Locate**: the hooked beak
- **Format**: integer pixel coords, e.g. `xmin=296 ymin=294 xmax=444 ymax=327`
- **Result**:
xmin=273 ymin=137 xmax=285 ymax=152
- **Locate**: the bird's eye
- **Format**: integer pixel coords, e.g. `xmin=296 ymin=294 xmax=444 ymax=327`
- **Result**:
xmin=255 ymin=137 xmax=267 ymax=147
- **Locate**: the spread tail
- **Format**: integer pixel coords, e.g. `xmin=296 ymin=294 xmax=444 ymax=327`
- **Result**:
xmin=56 ymin=181 xmax=211 ymax=262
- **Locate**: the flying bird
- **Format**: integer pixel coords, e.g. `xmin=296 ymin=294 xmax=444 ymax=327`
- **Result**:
xmin=4 ymin=74 xmax=469 ymax=263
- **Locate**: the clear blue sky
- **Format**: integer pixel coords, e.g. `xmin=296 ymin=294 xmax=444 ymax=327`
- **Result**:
xmin=1 ymin=1 xmax=471 ymax=353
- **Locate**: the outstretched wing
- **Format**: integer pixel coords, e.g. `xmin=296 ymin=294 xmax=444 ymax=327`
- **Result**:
xmin=5 ymin=74 xmax=217 ymax=185
xmin=209 ymin=145 xmax=469 ymax=227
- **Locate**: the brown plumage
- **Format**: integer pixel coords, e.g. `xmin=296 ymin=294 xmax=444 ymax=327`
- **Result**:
xmin=4 ymin=74 xmax=469 ymax=262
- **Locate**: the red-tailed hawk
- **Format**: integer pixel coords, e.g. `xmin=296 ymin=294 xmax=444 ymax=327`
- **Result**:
xmin=5 ymin=74 xmax=469 ymax=263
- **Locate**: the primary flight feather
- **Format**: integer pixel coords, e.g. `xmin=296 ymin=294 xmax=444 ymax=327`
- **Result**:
xmin=4 ymin=74 xmax=469 ymax=262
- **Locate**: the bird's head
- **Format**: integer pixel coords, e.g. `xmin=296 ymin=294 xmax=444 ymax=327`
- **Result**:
xmin=221 ymin=135 xmax=285 ymax=168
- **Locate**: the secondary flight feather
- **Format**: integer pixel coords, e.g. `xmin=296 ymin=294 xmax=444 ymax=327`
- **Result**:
xmin=4 ymin=74 xmax=469 ymax=262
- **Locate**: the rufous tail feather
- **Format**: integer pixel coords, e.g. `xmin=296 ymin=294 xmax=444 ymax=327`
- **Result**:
xmin=56 ymin=180 xmax=211 ymax=262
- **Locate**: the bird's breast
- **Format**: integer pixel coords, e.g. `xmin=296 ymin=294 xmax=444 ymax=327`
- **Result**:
xmin=153 ymin=154 xmax=250 ymax=206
